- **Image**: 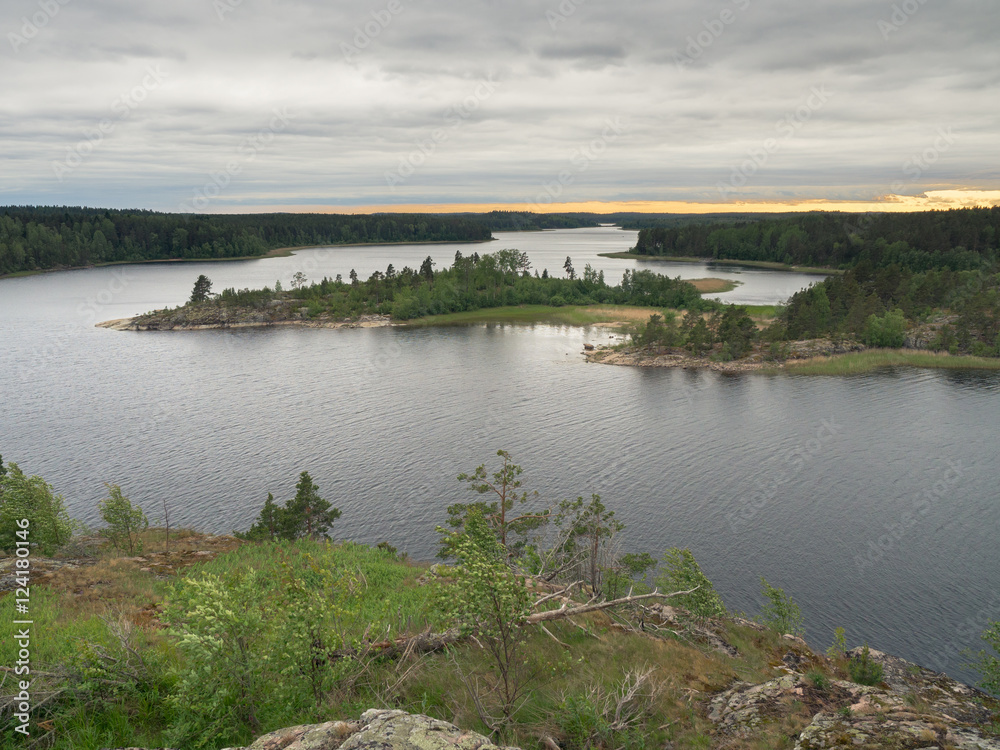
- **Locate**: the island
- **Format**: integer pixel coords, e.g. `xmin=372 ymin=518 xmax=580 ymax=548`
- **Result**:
xmin=99 ymin=239 xmax=1000 ymax=375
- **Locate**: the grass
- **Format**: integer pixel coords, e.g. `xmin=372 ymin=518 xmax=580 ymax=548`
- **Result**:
xmin=404 ymin=304 xmax=676 ymax=328
xmin=780 ymin=349 xmax=1000 ymax=375
xmin=688 ymin=277 xmax=741 ymax=294
xmin=597 ymin=252 xmax=839 ymax=275
xmin=0 ymin=532 xmax=838 ymax=750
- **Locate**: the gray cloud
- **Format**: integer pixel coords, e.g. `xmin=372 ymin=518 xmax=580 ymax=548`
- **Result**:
xmin=1 ymin=0 xmax=998 ymax=210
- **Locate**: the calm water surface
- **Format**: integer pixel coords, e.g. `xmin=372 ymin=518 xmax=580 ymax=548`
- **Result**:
xmin=0 ymin=227 xmax=997 ymax=686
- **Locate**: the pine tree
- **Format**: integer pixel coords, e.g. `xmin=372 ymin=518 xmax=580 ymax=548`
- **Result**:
xmin=190 ymin=274 xmax=213 ymax=303
xmin=244 ymin=492 xmax=283 ymax=541
xmin=282 ymin=472 xmax=341 ymax=540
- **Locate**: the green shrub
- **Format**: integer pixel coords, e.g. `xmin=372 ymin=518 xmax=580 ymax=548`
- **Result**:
xmin=827 ymin=626 xmax=848 ymax=659
xmin=970 ymin=621 xmax=1000 ymax=696
xmin=861 ymin=309 xmax=906 ymax=348
xmin=98 ymin=484 xmax=148 ymax=555
xmin=655 ymin=548 xmax=726 ymax=620
xmin=0 ymin=462 xmax=74 ymax=554
xmin=807 ymin=670 xmax=829 ymax=690
xmin=758 ymin=578 xmax=804 ymax=637
xmin=848 ymin=644 xmax=884 ymax=686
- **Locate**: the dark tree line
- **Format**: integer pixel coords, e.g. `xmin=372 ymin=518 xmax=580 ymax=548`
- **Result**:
xmin=0 ymin=206 xmax=492 ymax=275
xmin=632 ymin=207 xmax=1000 ymax=271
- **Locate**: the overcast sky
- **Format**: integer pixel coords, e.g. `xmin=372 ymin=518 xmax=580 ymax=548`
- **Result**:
xmin=2 ymin=0 xmax=999 ymax=213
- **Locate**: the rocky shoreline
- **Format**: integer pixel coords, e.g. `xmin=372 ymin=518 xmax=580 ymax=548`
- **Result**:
xmin=98 ymin=313 xmax=394 ymax=332
xmin=584 ymin=337 xmax=868 ymax=373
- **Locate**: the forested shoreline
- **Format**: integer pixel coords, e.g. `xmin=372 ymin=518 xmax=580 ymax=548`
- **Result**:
xmin=0 ymin=207 xmax=494 ymax=276
xmin=632 ymin=207 xmax=1000 ymax=271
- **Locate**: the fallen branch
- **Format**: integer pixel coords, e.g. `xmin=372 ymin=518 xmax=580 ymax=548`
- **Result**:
xmin=525 ymin=587 xmax=699 ymax=625
xmin=329 ymin=627 xmax=463 ymax=660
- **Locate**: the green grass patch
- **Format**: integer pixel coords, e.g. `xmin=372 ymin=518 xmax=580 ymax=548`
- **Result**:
xmin=781 ymin=349 xmax=1000 ymax=375
xmin=404 ymin=304 xmax=672 ymax=327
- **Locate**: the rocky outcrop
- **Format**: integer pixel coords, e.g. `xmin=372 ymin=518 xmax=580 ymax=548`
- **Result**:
xmin=708 ymin=647 xmax=1000 ymax=750
xmin=339 ymin=709 xmax=519 ymax=750
xmin=110 ymin=711 xmax=522 ymax=750
xmin=222 ymin=719 xmax=359 ymax=750
xmin=97 ymin=302 xmax=394 ymax=331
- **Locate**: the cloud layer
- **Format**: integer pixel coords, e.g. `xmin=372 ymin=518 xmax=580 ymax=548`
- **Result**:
xmin=3 ymin=0 xmax=998 ymax=211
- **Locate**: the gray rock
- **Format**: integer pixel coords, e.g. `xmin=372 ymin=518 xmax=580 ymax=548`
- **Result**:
xmin=339 ymin=709 xmax=520 ymax=750
xmin=236 ymin=720 xmax=360 ymax=750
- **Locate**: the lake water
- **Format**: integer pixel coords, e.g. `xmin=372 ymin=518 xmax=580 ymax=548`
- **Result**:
xmin=1 ymin=226 xmax=997 ymax=686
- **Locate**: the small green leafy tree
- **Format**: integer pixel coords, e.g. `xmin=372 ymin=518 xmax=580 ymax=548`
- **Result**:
xmin=758 ymin=577 xmax=805 ymax=637
xmin=970 ymin=621 xmax=1000 ymax=696
xmin=439 ymin=450 xmax=549 ymax=560
xmin=0 ymin=462 xmax=73 ymax=554
xmin=827 ymin=626 xmax=848 ymax=660
xmin=655 ymin=548 xmax=726 ymax=620
xmin=445 ymin=510 xmax=534 ymax=728
xmin=190 ymin=274 xmax=213 ymax=303
xmin=98 ymin=484 xmax=148 ymax=555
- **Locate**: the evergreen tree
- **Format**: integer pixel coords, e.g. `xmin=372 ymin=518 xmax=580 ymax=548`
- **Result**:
xmin=190 ymin=274 xmax=213 ymax=303
xmin=244 ymin=492 xmax=283 ymax=541
xmin=563 ymin=256 xmax=576 ymax=280
xmin=282 ymin=471 xmax=341 ymax=540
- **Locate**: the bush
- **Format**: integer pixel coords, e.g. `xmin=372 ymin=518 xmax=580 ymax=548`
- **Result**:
xmin=655 ymin=548 xmax=725 ymax=620
xmin=970 ymin=621 xmax=1000 ymax=696
xmin=827 ymin=626 xmax=847 ymax=659
xmin=848 ymin=644 xmax=884 ymax=686
xmin=758 ymin=578 xmax=804 ymax=637
xmin=0 ymin=462 xmax=73 ymax=555
xmin=861 ymin=309 xmax=907 ymax=348
xmin=98 ymin=484 xmax=148 ymax=555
